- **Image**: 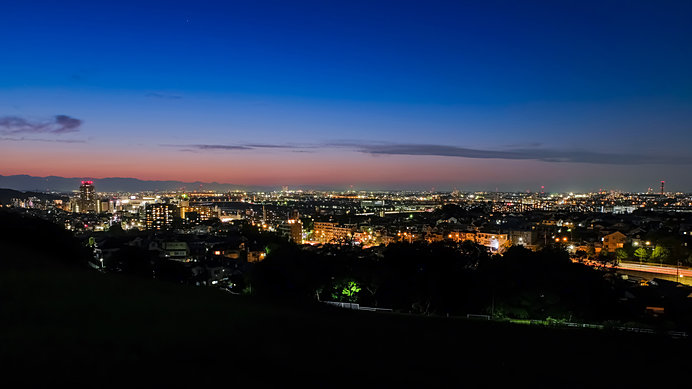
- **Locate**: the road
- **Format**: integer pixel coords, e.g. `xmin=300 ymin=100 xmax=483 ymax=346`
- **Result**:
xmin=615 ymin=262 xmax=692 ymax=286
xmin=575 ymin=259 xmax=692 ymax=285
xmin=616 ymin=261 xmax=692 ymax=278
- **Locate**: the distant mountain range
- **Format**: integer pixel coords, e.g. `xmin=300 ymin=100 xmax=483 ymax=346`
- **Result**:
xmin=0 ymin=174 xmax=253 ymax=193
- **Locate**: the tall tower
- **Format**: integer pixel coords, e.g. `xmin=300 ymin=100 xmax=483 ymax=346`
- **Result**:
xmin=660 ymin=180 xmax=665 ymax=196
xmin=80 ymin=181 xmax=94 ymax=201
xmin=78 ymin=181 xmax=96 ymax=212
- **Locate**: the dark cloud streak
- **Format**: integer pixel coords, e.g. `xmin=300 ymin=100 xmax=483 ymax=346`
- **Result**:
xmin=0 ymin=115 xmax=83 ymax=135
xmin=163 ymin=141 xmax=691 ymax=165
xmin=162 ymin=143 xmax=307 ymax=152
xmin=0 ymin=136 xmax=86 ymax=143
xmin=338 ymin=143 xmax=692 ymax=165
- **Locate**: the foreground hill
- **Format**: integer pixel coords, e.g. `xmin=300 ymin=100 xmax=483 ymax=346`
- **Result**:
xmin=1 ymin=229 xmax=691 ymax=386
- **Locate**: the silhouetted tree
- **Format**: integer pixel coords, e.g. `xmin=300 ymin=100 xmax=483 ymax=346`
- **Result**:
xmin=634 ymin=247 xmax=649 ymax=263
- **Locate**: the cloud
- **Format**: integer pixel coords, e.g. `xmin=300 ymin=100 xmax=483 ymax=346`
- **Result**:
xmin=189 ymin=145 xmax=252 ymax=150
xmin=330 ymin=142 xmax=692 ymax=165
xmin=163 ymin=141 xmax=691 ymax=165
xmin=243 ymin=144 xmax=297 ymax=149
xmin=504 ymin=141 xmax=543 ymax=148
xmin=162 ymin=143 xmax=307 ymax=152
xmin=145 ymin=92 xmax=183 ymax=100
xmin=0 ymin=115 xmax=83 ymax=135
xmin=53 ymin=115 xmax=82 ymax=134
xmin=0 ymin=136 xmax=86 ymax=143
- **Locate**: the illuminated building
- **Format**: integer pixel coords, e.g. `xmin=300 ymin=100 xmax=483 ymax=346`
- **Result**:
xmin=288 ymin=210 xmax=302 ymax=243
xmin=97 ymin=198 xmax=113 ymax=213
xmin=447 ymin=230 xmax=508 ymax=252
xmin=145 ymin=203 xmax=176 ymax=230
xmin=602 ymin=231 xmax=627 ymax=252
xmin=314 ymin=221 xmax=355 ymax=243
xmin=510 ymin=230 xmax=538 ymax=247
xmin=80 ymin=180 xmax=94 ymax=201
xmin=279 ymin=213 xmax=303 ymax=243
xmin=180 ymin=205 xmax=219 ymax=224
xmin=74 ymin=180 xmax=97 ymax=213
xmin=79 ymin=180 xmax=96 ymax=212
xmin=247 ymin=250 xmax=267 ymax=262
xmin=475 ymin=232 xmax=509 ymax=252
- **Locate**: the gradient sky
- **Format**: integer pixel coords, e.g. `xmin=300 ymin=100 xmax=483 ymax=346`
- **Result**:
xmin=1 ymin=0 xmax=692 ymax=191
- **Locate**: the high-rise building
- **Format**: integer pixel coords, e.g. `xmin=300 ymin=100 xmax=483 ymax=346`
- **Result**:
xmin=288 ymin=210 xmax=302 ymax=243
xmin=288 ymin=219 xmax=302 ymax=243
xmin=145 ymin=203 xmax=176 ymax=231
xmin=80 ymin=181 xmax=94 ymax=201
xmin=75 ymin=181 xmax=97 ymax=212
xmin=279 ymin=211 xmax=303 ymax=243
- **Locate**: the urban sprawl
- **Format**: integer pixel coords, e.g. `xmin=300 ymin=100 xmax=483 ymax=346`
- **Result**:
xmin=6 ymin=180 xmax=692 ymax=267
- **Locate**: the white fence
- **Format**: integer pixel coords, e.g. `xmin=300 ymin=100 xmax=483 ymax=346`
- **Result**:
xmin=323 ymin=301 xmax=393 ymax=312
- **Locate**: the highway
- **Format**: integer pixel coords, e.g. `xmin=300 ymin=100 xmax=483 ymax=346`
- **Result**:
xmin=576 ymin=259 xmax=692 ymax=285
xmin=616 ymin=261 xmax=692 ymax=278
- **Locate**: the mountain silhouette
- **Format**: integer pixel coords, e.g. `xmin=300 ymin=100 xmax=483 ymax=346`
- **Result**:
xmin=0 ymin=174 xmax=254 ymax=193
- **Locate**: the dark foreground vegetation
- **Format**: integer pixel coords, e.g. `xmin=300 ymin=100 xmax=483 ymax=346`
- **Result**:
xmin=1 ymin=212 xmax=692 ymax=386
xmin=250 ymin=235 xmax=692 ymax=332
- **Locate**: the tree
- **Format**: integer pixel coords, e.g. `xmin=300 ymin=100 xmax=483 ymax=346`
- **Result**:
xmin=330 ymin=279 xmax=361 ymax=303
xmin=634 ymin=247 xmax=648 ymax=264
xmin=341 ymin=280 xmax=362 ymax=303
xmin=107 ymin=222 xmax=125 ymax=235
xmin=597 ymin=250 xmax=617 ymax=268
xmin=500 ymin=240 xmax=513 ymax=253
xmin=650 ymin=245 xmax=670 ymax=265
xmin=615 ymin=248 xmax=629 ymax=262
xmin=683 ymin=254 xmax=692 ymax=267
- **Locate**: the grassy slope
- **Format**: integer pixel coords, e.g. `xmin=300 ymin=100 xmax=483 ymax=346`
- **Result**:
xmin=1 ymin=244 xmax=690 ymax=387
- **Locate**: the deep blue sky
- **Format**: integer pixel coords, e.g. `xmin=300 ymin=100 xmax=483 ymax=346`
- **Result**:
xmin=1 ymin=1 xmax=692 ymax=191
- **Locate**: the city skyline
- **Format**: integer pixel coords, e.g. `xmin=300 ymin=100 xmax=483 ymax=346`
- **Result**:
xmin=2 ymin=1 xmax=692 ymax=191
xmin=0 ymin=173 xmax=679 ymax=194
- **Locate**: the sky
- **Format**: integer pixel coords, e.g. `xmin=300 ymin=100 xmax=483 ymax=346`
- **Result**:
xmin=1 ymin=0 xmax=692 ymax=192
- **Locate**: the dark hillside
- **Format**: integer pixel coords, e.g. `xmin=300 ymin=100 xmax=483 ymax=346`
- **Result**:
xmin=0 ymin=213 xmax=690 ymax=387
